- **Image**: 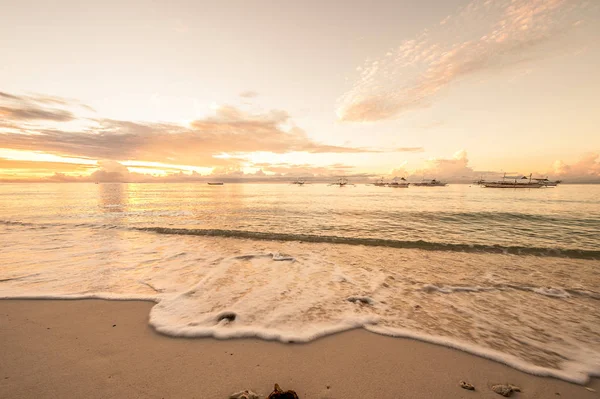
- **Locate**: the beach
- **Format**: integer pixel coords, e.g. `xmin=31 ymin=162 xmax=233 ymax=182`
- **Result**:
xmin=3 ymin=0 xmax=600 ymax=395
xmin=1 ymin=299 xmax=598 ymax=399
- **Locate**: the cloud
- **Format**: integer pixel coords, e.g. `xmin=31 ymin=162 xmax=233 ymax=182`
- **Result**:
xmin=394 ymin=147 xmax=424 ymax=153
xmin=0 ymin=98 xmax=381 ymax=170
xmin=239 ymin=91 xmax=258 ymax=98
xmin=337 ymin=0 xmax=588 ymax=122
xmin=0 ymin=106 xmax=74 ymax=122
xmin=252 ymin=162 xmax=356 ymax=177
xmin=0 ymin=91 xmax=94 ymax=122
xmin=0 ymin=158 xmax=95 ymax=173
xmin=89 ymin=160 xmax=131 ymax=182
xmin=551 ymin=153 xmax=600 ymax=182
xmin=389 ymin=149 xmax=501 ymax=182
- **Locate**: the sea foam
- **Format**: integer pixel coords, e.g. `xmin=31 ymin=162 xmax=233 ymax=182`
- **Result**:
xmin=0 ymin=224 xmax=599 ymax=384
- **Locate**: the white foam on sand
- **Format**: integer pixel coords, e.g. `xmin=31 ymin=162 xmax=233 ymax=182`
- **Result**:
xmin=1 ymin=227 xmax=599 ymax=384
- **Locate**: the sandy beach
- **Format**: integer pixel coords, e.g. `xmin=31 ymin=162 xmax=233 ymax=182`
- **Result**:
xmin=0 ymin=299 xmax=597 ymax=399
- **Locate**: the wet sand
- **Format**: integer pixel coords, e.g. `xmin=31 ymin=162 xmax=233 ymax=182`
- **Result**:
xmin=0 ymin=299 xmax=597 ymax=399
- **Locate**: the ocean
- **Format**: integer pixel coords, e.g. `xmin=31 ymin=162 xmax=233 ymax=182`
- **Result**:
xmin=1 ymin=182 xmax=599 ymax=383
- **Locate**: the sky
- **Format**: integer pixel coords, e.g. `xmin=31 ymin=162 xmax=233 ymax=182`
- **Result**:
xmin=1 ymin=0 xmax=599 ymax=182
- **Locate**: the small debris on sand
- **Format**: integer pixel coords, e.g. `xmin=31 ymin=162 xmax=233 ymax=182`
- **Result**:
xmin=229 ymin=390 xmax=260 ymax=399
xmin=585 ymin=387 xmax=596 ymax=392
xmin=217 ymin=312 xmax=237 ymax=323
xmin=492 ymin=384 xmax=520 ymax=397
xmin=268 ymin=383 xmax=299 ymax=399
xmin=460 ymin=380 xmax=475 ymax=390
xmin=347 ymin=296 xmax=374 ymax=305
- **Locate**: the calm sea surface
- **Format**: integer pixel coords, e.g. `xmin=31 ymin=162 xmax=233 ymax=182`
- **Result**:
xmin=1 ymin=183 xmax=599 ymax=382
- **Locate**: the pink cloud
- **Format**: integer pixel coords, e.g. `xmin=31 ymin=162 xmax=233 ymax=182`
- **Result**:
xmin=551 ymin=153 xmax=600 ymax=182
xmin=337 ymin=0 xmax=588 ymax=122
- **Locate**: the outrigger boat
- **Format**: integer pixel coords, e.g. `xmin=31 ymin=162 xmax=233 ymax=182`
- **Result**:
xmin=412 ymin=178 xmax=447 ymax=187
xmin=483 ymin=173 xmax=542 ymax=188
xmin=388 ymin=177 xmax=409 ymax=188
xmin=373 ymin=177 xmax=387 ymax=187
xmin=329 ymin=177 xmax=354 ymax=187
xmin=291 ymin=178 xmax=306 ymax=185
xmin=207 ymin=182 xmax=224 ymax=185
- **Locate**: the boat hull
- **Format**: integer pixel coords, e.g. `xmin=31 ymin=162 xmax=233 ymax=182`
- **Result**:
xmin=483 ymin=183 xmax=542 ymax=188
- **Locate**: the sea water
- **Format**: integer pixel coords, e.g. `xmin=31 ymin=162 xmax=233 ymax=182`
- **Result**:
xmin=0 ymin=183 xmax=599 ymax=383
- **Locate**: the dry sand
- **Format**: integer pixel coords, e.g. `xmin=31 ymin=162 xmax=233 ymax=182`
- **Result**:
xmin=0 ymin=299 xmax=598 ymax=399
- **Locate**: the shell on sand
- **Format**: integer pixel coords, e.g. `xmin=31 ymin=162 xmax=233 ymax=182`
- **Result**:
xmin=491 ymin=384 xmax=521 ymax=397
xmin=230 ymin=390 xmax=260 ymax=399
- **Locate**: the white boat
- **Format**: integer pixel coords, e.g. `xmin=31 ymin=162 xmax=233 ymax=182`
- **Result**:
xmin=388 ymin=177 xmax=409 ymax=188
xmin=483 ymin=173 xmax=542 ymax=188
xmin=412 ymin=178 xmax=447 ymax=187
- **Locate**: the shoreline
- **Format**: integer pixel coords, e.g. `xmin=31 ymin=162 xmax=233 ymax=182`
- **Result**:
xmin=1 ymin=299 xmax=598 ymax=398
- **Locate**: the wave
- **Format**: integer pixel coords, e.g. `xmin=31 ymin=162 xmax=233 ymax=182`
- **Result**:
xmin=133 ymin=227 xmax=600 ymax=260
xmin=2 ymin=219 xmax=599 ymax=259
xmin=420 ymin=284 xmax=600 ymax=300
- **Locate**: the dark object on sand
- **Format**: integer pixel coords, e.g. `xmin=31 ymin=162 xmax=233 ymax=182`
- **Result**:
xmin=460 ymin=380 xmax=475 ymax=390
xmin=491 ymin=384 xmax=521 ymax=397
xmin=267 ymin=383 xmax=299 ymax=399
xmin=217 ymin=312 xmax=237 ymax=323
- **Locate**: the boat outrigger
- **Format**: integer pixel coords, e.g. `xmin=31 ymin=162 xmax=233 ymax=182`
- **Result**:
xmin=483 ymin=173 xmax=542 ymax=188
xmin=532 ymin=177 xmax=562 ymax=187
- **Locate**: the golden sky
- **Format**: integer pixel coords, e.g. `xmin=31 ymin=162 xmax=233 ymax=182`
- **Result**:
xmin=1 ymin=0 xmax=599 ymax=182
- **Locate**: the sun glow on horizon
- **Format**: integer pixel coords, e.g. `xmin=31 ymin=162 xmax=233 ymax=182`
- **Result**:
xmin=0 ymin=0 xmax=599 ymax=182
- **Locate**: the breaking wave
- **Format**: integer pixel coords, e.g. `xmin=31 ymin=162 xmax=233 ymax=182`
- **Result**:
xmin=133 ymin=226 xmax=600 ymax=260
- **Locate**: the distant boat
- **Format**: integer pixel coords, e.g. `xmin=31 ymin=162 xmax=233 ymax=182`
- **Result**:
xmin=483 ymin=173 xmax=542 ymax=188
xmin=207 ymin=182 xmax=224 ymax=185
xmin=388 ymin=177 xmax=409 ymax=188
xmin=374 ymin=177 xmax=386 ymax=187
xmin=292 ymin=178 xmax=306 ymax=185
xmin=329 ymin=177 xmax=353 ymax=187
xmin=412 ymin=178 xmax=447 ymax=187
